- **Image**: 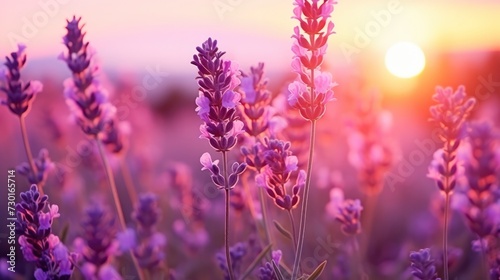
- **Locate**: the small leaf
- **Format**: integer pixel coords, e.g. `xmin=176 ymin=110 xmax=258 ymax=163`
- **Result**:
xmin=60 ymin=223 xmax=70 ymax=244
xmin=306 ymin=260 xmax=327 ymax=280
xmin=239 ymin=243 xmax=272 ymax=280
xmin=272 ymin=260 xmax=285 ymax=280
xmin=273 ymin=220 xmax=292 ymax=241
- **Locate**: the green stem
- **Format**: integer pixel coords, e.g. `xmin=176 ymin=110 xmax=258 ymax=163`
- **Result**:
xmin=259 ymin=186 xmax=272 ymax=250
xmin=222 ymin=151 xmax=235 ymax=280
xmin=96 ymin=139 xmax=145 ymax=280
xmin=291 ymin=120 xmax=317 ymax=279
xmin=19 ymin=116 xmax=41 ymax=192
xmin=288 ymin=210 xmax=298 ymax=252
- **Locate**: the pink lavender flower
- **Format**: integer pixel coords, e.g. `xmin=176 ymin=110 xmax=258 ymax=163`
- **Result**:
xmin=428 ymin=85 xmax=475 ymax=194
xmin=347 ymin=93 xmax=396 ymax=194
xmin=409 ymin=248 xmax=441 ymax=280
xmin=256 ymin=138 xmax=306 ymax=211
xmin=73 ymin=204 xmax=121 ymax=280
xmin=16 ymin=185 xmax=74 ymax=279
xmin=289 ymin=0 xmax=338 ymax=121
xmin=0 ymin=44 xmax=43 ymax=116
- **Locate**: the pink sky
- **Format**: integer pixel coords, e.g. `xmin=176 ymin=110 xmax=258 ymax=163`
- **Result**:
xmin=0 ymin=0 xmax=499 ymax=73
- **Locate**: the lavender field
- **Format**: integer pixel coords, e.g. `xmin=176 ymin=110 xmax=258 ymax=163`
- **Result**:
xmin=1 ymin=1 xmax=500 ymax=279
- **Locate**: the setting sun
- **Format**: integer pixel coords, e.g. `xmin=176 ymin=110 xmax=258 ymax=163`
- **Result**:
xmin=385 ymin=42 xmax=426 ymax=78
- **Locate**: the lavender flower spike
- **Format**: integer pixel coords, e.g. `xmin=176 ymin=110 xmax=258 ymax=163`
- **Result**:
xmin=16 ymin=185 xmax=75 ymax=279
xmin=131 ymin=193 xmax=167 ymax=270
xmin=409 ymin=248 xmax=441 ymax=280
xmin=192 ymin=38 xmax=247 ymax=280
xmin=60 ymin=16 xmax=117 ymax=138
xmin=288 ymin=0 xmax=338 ymax=121
xmin=73 ymin=204 xmax=122 ymax=280
xmin=0 ymin=44 xmax=43 ymax=116
xmin=17 ymin=149 xmax=54 ymax=186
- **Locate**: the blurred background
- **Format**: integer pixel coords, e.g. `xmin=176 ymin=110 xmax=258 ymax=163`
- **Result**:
xmin=1 ymin=0 xmax=500 ymax=279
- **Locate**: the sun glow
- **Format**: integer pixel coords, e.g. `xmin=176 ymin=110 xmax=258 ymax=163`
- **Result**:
xmin=385 ymin=42 xmax=426 ymax=78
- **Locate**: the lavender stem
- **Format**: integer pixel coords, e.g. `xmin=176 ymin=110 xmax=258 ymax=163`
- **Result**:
xmin=222 ymin=150 xmax=235 ymax=280
xmin=96 ymin=138 xmax=145 ymax=280
xmin=19 ymin=116 xmax=41 ymax=193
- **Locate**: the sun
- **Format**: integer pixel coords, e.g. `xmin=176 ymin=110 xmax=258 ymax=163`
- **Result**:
xmin=385 ymin=42 xmax=426 ymax=78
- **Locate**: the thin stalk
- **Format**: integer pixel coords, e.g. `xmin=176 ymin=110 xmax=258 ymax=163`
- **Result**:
xmin=119 ymin=158 xmax=138 ymax=205
xmin=443 ymin=192 xmax=450 ymax=280
xmin=442 ymin=138 xmax=452 ymax=280
xmin=95 ymin=139 xmax=145 ymax=280
xmin=222 ymin=151 xmax=235 ymax=280
xmin=19 ymin=116 xmax=41 ymax=192
xmin=478 ymin=236 xmax=489 ymax=279
xmin=259 ymin=187 xmax=272 ymax=250
xmin=287 ymin=210 xmax=297 ymax=252
xmin=291 ymin=120 xmax=317 ymax=279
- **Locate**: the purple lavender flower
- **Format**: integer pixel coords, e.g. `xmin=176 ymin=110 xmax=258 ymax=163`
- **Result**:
xmin=130 ymin=193 xmax=167 ymax=270
xmin=17 ymin=149 xmax=54 ymax=186
xmin=335 ymin=199 xmax=363 ymax=236
xmin=258 ymin=250 xmax=282 ymax=280
xmin=239 ymin=63 xmax=274 ymax=138
xmin=216 ymin=242 xmax=247 ymax=280
xmin=192 ymin=38 xmax=245 ymax=153
xmin=0 ymin=44 xmax=43 ymax=116
xmin=409 ymin=248 xmax=441 ymax=280
xmin=288 ymin=0 xmax=337 ymax=121
xmin=200 ymin=152 xmax=246 ymax=190
xmin=73 ymin=204 xmax=121 ymax=279
xmin=461 ymin=122 xmax=499 ymax=237
xmin=60 ymin=16 xmax=121 ymax=141
xmin=256 ymin=138 xmax=306 ymax=211
xmin=101 ymin=119 xmax=130 ymax=154
xmin=16 ymin=185 xmax=74 ymax=279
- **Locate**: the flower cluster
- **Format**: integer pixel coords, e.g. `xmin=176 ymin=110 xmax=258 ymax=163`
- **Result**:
xmin=192 ymin=38 xmax=244 ymax=152
xmin=17 ymin=149 xmax=54 ymax=186
xmin=60 ymin=16 xmax=127 ymax=152
xmin=73 ymin=204 xmax=121 ymax=279
xmin=16 ymin=185 xmax=74 ymax=279
xmin=216 ymin=242 xmax=247 ymax=280
xmin=256 ymin=138 xmax=306 ymax=211
xmin=288 ymin=0 xmax=337 ymax=121
xmin=258 ymin=250 xmax=282 ymax=280
xmin=461 ymin=122 xmax=499 ymax=238
xmin=200 ymin=152 xmax=246 ymax=190
xmin=130 ymin=193 xmax=167 ymax=270
xmin=347 ymin=93 xmax=395 ymax=194
xmin=409 ymin=248 xmax=441 ymax=280
xmin=428 ymin=85 xmax=475 ymax=194
xmin=459 ymin=122 xmax=500 ymax=275
xmin=327 ymin=187 xmax=363 ymax=236
xmin=0 ymin=44 xmax=43 ymax=117
xmin=239 ymin=63 xmax=276 ymax=138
